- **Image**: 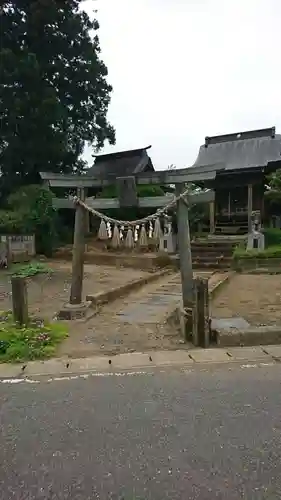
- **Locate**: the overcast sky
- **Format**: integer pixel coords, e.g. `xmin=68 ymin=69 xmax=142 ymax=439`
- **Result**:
xmin=82 ymin=0 xmax=281 ymax=170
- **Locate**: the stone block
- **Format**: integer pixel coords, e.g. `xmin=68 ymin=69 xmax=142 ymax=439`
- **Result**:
xmin=262 ymin=345 xmax=281 ymax=358
xmin=70 ymin=356 xmax=112 ymax=372
xmin=113 ymin=353 xmax=153 ymax=369
xmin=189 ymin=348 xmax=229 ymax=363
xmin=57 ymin=301 xmax=92 ymax=320
xmin=151 ymin=350 xmax=193 ymax=366
xmin=25 ymin=359 xmax=67 ymax=376
xmin=227 ymin=346 xmax=270 ymax=361
xmin=247 ymin=232 xmax=265 ymax=251
xmin=217 ymin=326 xmax=281 ymax=347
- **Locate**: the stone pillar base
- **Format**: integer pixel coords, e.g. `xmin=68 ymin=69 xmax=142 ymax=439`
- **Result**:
xmin=57 ymin=301 xmax=92 ymax=320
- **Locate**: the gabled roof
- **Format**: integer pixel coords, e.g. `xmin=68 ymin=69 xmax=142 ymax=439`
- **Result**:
xmin=191 ymin=127 xmax=281 ymax=172
xmin=87 ymin=146 xmax=154 ymax=178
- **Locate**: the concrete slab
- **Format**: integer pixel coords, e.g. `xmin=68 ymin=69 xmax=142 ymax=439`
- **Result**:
xmin=25 ymin=359 xmax=72 ymax=376
xmin=150 ymin=350 xmax=193 ymax=367
xmin=113 ymin=351 xmax=193 ymax=369
xmin=262 ymin=345 xmax=281 ymax=358
xmin=70 ymin=356 xmax=112 ymax=372
xmin=217 ymin=326 xmax=281 ymax=347
xmin=212 ymin=317 xmax=250 ymax=331
xmin=227 ymin=347 xmax=271 ymax=361
xmin=25 ymin=356 xmax=112 ymax=376
xmin=112 ymin=353 xmax=153 ymax=369
xmin=0 ymin=364 xmax=22 ymax=378
xmin=189 ymin=349 xmax=230 ymax=363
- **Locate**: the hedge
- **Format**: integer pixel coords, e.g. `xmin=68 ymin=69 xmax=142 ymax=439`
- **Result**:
xmin=233 ymin=245 xmax=281 ymax=260
xmin=263 ymin=228 xmax=281 ymax=246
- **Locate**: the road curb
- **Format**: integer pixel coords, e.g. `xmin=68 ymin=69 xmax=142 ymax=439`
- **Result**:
xmin=217 ymin=326 xmax=281 ymax=347
xmin=0 ymin=346 xmax=280 ymax=379
xmin=209 ymin=271 xmax=233 ymax=299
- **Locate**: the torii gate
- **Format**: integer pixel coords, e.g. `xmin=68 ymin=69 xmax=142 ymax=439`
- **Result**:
xmin=40 ymin=164 xmax=217 ymax=337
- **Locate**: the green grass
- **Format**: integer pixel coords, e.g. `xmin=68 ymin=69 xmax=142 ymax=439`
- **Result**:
xmin=233 ymin=244 xmax=281 ymax=260
xmin=0 ymin=311 xmax=68 ymax=363
xmin=10 ymin=261 xmax=53 ymax=278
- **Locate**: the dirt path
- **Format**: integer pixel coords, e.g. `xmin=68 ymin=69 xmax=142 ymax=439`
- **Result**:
xmin=211 ymin=273 xmax=281 ymax=326
xmin=60 ymin=271 xmax=225 ymax=358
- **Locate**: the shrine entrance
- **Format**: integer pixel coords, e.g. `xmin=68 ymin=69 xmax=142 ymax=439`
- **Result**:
xmin=214 ymin=186 xmax=249 ymax=235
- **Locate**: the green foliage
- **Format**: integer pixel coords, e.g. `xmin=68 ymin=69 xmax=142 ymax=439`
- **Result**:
xmin=0 ymin=185 xmax=59 ymax=255
xmin=233 ymin=245 xmax=281 ymax=260
xmin=0 ymin=1 xmax=115 ymax=196
xmin=9 ymin=185 xmax=58 ymax=255
xmin=232 ymin=229 xmax=281 ymax=260
xmin=97 ymin=184 xmax=165 ymax=198
xmin=265 ymin=190 xmax=281 ymax=204
xmin=0 ymin=312 xmax=68 ymax=363
xmin=263 ymin=228 xmax=281 ymax=246
xmin=0 ymin=209 xmax=25 ymax=233
xmin=266 ymin=170 xmax=281 ymax=207
xmin=134 ymin=185 xmax=165 ymax=197
xmin=10 ymin=261 xmax=53 ymax=278
xmin=268 ymin=170 xmax=281 ymax=191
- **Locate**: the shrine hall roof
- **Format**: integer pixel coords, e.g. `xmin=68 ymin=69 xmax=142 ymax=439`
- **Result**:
xmin=87 ymin=146 xmax=154 ymax=178
xmin=191 ymin=127 xmax=281 ymax=173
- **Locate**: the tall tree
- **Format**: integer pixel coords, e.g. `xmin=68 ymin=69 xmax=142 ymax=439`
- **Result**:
xmin=0 ymin=0 xmax=115 ymax=195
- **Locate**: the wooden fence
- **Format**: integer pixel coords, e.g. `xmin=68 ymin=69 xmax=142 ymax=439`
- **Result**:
xmin=0 ymin=235 xmax=35 ymax=267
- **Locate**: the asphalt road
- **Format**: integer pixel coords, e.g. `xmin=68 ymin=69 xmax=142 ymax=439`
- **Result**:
xmin=1 ymin=363 xmax=281 ymax=500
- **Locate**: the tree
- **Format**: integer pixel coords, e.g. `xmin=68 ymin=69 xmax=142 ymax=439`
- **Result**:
xmin=0 ymin=184 xmax=59 ymax=255
xmin=0 ymin=0 xmax=115 ymax=197
xmin=268 ymin=170 xmax=281 ymax=192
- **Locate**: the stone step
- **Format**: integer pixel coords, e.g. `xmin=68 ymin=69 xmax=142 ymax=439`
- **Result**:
xmin=191 ymin=248 xmax=234 ymax=256
xmin=191 ymin=238 xmax=236 ymax=270
xmin=191 ymin=242 xmax=237 ymax=250
xmin=192 ymin=255 xmax=232 ymax=263
xmin=191 ymin=250 xmax=235 ymax=256
xmin=193 ymin=261 xmax=232 ymax=269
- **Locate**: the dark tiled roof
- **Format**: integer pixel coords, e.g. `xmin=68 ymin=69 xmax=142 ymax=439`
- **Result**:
xmin=87 ymin=147 xmax=154 ymax=178
xmin=192 ymin=127 xmax=281 ymax=172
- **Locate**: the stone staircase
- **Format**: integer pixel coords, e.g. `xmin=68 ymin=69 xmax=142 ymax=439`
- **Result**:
xmin=191 ymin=237 xmax=242 ymax=269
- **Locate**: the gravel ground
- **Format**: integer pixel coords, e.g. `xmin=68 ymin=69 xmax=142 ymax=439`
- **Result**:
xmin=211 ymin=273 xmax=281 ymax=325
xmin=0 ymin=262 xmax=148 ymax=319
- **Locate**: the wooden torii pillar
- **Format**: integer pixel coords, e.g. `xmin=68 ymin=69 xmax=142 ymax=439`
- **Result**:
xmin=69 ymin=188 xmax=86 ymax=306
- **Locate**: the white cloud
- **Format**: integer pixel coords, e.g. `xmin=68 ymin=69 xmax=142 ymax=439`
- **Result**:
xmin=82 ymin=0 xmax=281 ymax=169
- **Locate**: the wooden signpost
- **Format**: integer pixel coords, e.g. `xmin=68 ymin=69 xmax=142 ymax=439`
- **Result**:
xmin=193 ymin=277 xmax=210 ymax=347
xmin=11 ymin=276 xmax=28 ymax=326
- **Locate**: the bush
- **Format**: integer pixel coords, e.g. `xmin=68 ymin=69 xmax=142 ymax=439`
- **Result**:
xmin=233 ymin=245 xmax=281 ymax=260
xmin=8 ymin=185 xmax=58 ymax=256
xmin=10 ymin=261 xmax=53 ymax=278
xmin=0 ymin=185 xmax=60 ymax=256
xmin=232 ymin=228 xmax=281 ymax=260
xmin=0 ymin=209 xmax=25 ymax=233
xmin=263 ymin=228 xmax=281 ymax=247
xmin=0 ymin=311 xmax=68 ymax=363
